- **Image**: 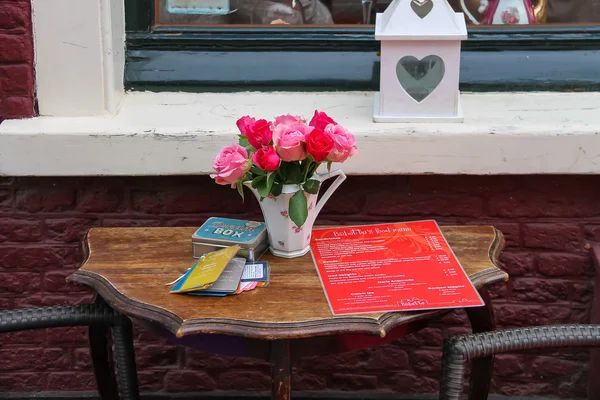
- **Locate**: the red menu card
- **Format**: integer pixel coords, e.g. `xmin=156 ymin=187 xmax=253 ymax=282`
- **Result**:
xmin=309 ymin=220 xmax=484 ymax=315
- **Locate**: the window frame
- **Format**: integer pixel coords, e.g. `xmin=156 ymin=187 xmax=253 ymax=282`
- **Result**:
xmin=125 ymin=0 xmax=600 ymax=92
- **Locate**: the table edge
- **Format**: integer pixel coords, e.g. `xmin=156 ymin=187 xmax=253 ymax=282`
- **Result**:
xmin=67 ymin=225 xmax=508 ymax=340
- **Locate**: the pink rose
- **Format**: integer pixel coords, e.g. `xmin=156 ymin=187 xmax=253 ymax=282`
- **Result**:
xmin=305 ymin=128 xmax=334 ymax=162
xmin=273 ymin=123 xmax=311 ymax=162
xmin=236 ymin=115 xmax=256 ymax=136
xmin=274 ymin=114 xmax=305 ymax=126
xmin=309 ymin=110 xmax=337 ymax=131
xmin=325 ymin=124 xmax=358 ymax=162
xmin=210 ymin=144 xmax=250 ymax=186
xmin=245 ymin=119 xmax=273 ymax=149
xmin=253 ymin=145 xmax=281 ymax=172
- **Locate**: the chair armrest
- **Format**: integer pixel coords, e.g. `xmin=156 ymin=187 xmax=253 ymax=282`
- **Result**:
xmin=0 ymin=303 xmax=121 ymax=333
xmin=439 ymin=325 xmax=600 ymax=400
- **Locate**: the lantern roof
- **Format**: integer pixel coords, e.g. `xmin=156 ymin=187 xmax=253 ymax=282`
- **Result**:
xmin=375 ymin=0 xmax=467 ymax=41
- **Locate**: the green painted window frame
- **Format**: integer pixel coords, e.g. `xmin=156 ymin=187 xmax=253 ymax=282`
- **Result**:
xmin=125 ymin=0 xmax=600 ymax=92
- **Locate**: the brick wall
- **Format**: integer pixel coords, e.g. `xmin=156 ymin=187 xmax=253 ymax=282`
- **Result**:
xmin=0 ymin=0 xmax=35 ymax=122
xmin=0 ymin=175 xmax=597 ymax=397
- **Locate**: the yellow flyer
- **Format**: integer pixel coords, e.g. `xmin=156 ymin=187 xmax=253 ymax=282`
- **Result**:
xmin=170 ymin=245 xmax=240 ymax=294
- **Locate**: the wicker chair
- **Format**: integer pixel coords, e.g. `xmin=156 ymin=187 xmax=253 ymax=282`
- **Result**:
xmin=0 ymin=301 xmax=140 ymax=400
xmin=439 ymin=324 xmax=600 ymax=400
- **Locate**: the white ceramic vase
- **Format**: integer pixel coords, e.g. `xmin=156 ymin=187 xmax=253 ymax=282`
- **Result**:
xmin=244 ymin=169 xmax=346 ymax=258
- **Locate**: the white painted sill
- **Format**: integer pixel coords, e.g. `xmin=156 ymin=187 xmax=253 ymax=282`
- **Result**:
xmin=1 ymin=91 xmax=599 ymax=176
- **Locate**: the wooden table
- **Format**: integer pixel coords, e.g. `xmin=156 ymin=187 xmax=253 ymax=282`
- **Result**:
xmin=68 ymin=226 xmax=507 ymax=400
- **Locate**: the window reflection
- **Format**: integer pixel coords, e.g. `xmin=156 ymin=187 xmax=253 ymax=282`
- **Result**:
xmin=156 ymin=0 xmax=600 ymax=25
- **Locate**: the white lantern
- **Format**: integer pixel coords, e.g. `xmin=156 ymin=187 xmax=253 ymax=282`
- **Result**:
xmin=373 ymin=0 xmax=467 ymax=122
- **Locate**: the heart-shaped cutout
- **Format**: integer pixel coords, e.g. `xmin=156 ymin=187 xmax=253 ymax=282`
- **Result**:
xmin=396 ymin=55 xmax=445 ymax=102
xmin=410 ymin=0 xmax=433 ymax=18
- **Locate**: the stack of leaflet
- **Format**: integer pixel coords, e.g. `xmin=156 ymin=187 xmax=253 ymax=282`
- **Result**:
xmin=169 ymin=245 xmax=270 ymax=296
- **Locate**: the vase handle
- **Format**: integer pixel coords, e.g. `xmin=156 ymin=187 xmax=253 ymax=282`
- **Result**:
xmin=313 ymin=169 xmax=347 ymax=219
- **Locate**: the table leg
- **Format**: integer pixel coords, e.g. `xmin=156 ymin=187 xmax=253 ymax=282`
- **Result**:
xmin=89 ymin=324 xmax=120 ymax=400
xmin=270 ymin=340 xmax=291 ymax=400
xmin=466 ymin=288 xmax=495 ymax=400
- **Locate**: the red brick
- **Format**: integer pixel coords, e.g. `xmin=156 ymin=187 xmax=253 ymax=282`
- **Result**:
xmin=488 ymin=281 xmax=509 ymax=300
xmin=1 ymin=247 xmax=64 ymax=270
xmin=367 ymin=193 xmax=484 ymax=218
xmin=0 ymin=373 xmax=43 ymax=391
xmin=218 ymin=370 xmax=270 ymax=390
xmin=498 ymin=252 xmax=534 ymax=277
xmin=0 ymin=34 xmax=32 ymax=62
xmin=330 ymin=373 xmax=378 ymax=391
xmin=0 ymin=189 xmax=12 ymax=210
xmin=138 ymin=370 xmax=165 ymax=391
xmin=43 ymin=347 xmax=72 ymax=370
xmin=411 ymin=350 xmax=442 ymax=373
xmin=292 ymin=372 xmax=327 ymax=390
xmin=40 ymin=293 xmax=95 ymax=306
xmin=0 ymin=296 xmax=11 ymax=309
xmin=47 ymin=372 xmax=97 ymax=391
xmin=319 ymin=182 xmax=364 ymax=215
xmin=184 ymin=350 xmax=234 ymax=369
xmin=44 ymin=270 xmax=88 ymax=292
xmin=46 ymin=218 xmax=98 ymax=242
xmin=0 ymin=3 xmax=30 ymax=29
xmin=511 ymin=278 xmax=569 ymax=302
xmin=0 ymin=349 xmax=45 ymax=371
xmin=0 ymin=348 xmax=67 ymax=371
xmin=384 ymin=372 xmax=439 ymax=393
xmin=16 ymin=188 xmax=75 ymax=212
xmin=103 ymin=219 xmax=162 ymax=227
xmin=538 ymin=253 xmax=591 ymax=277
xmin=364 ymin=345 xmax=409 ymax=370
xmin=77 ymin=188 xmax=125 ymax=213
xmin=0 ymin=272 xmax=40 ymax=293
xmin=488 ymin=192 xmax=600 ymax=218
xmin=523 ymin=223 xmax=582 ymax=251
xmin=0 ymin=330 xmax=45 ymax=344
xmin=493 ymin=381 xmax=552 ymax=397
xmin=491 ymin=223 xmax=520 ymax=247
xmin=74 ymin=348 xmax=92 ymax=370
xmin=572 ymin=281 xmax=594 ymax=303
xmin=131 ymin=189 xmax=248 ymax=214
xmin=135 ymin=344 xmax=179 ymax=368
xmin=396 ymin=327 xmax=443 ymax=347
xmin=495 ymin=304 xmax=572 ymax=326
xmin=46 ymin=327 xmax=88 ymax=344
xmin=300 ymin=351 xmax=362 ymax=371
xmin=0 ymin=64 xmax=33 ymax=95
xmin=164 ymin=370 xmax=217 ymax=392
xmin=439 ymin=309 xmax=468 ymax=325
xmin=410 ymin=175 xmax=519 ymax=194
xmin=2 ymin=95 xmax=34 ymax=118
xmin=585 ymin=225 xmax=600 ymax=242
xmin=571 ymin=306 xmax=591 ymax=323
xmin=0 ymin=219 xmax=44 ymax=242
xmin=493 ymin=355 xmax=525 ymax=377
xmin=532 ymin=356 xmax=582 ymax=379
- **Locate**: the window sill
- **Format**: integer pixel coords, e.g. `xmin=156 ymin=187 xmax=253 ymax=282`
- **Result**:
xmin=1 ymin=91 xmax=599 ymax=176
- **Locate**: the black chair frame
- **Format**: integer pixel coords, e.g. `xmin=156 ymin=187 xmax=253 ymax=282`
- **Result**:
xmin=0 ymin=300 xmax=140 ymax=400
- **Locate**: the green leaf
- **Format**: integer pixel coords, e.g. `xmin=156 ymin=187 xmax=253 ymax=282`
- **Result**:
xmin=238 ymin=136 xmax=251 ymax=148
xmin=251 ymin=165 xmax=266 ymax=176
xmin=285 ymin=162 xmax=303 ymax=184
xmin=255 ymin=175 xmax=271 ymax=199
xmin=271 ymin=181 xmax=283 ymax=197
xmin=236 ymin=181 xmax=245 ymax=201
xmin=327 ymin=161 xmax=332 ymax=173
xmin=303 ymin=179 xmax=320 ymax=195
xmin=266 ymin=172 xmax=276 ymax=195
xmin=251 ymin=175 xmax=265 ymax=188
xmin=289 ymin=190 xmax=308 ymax=228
